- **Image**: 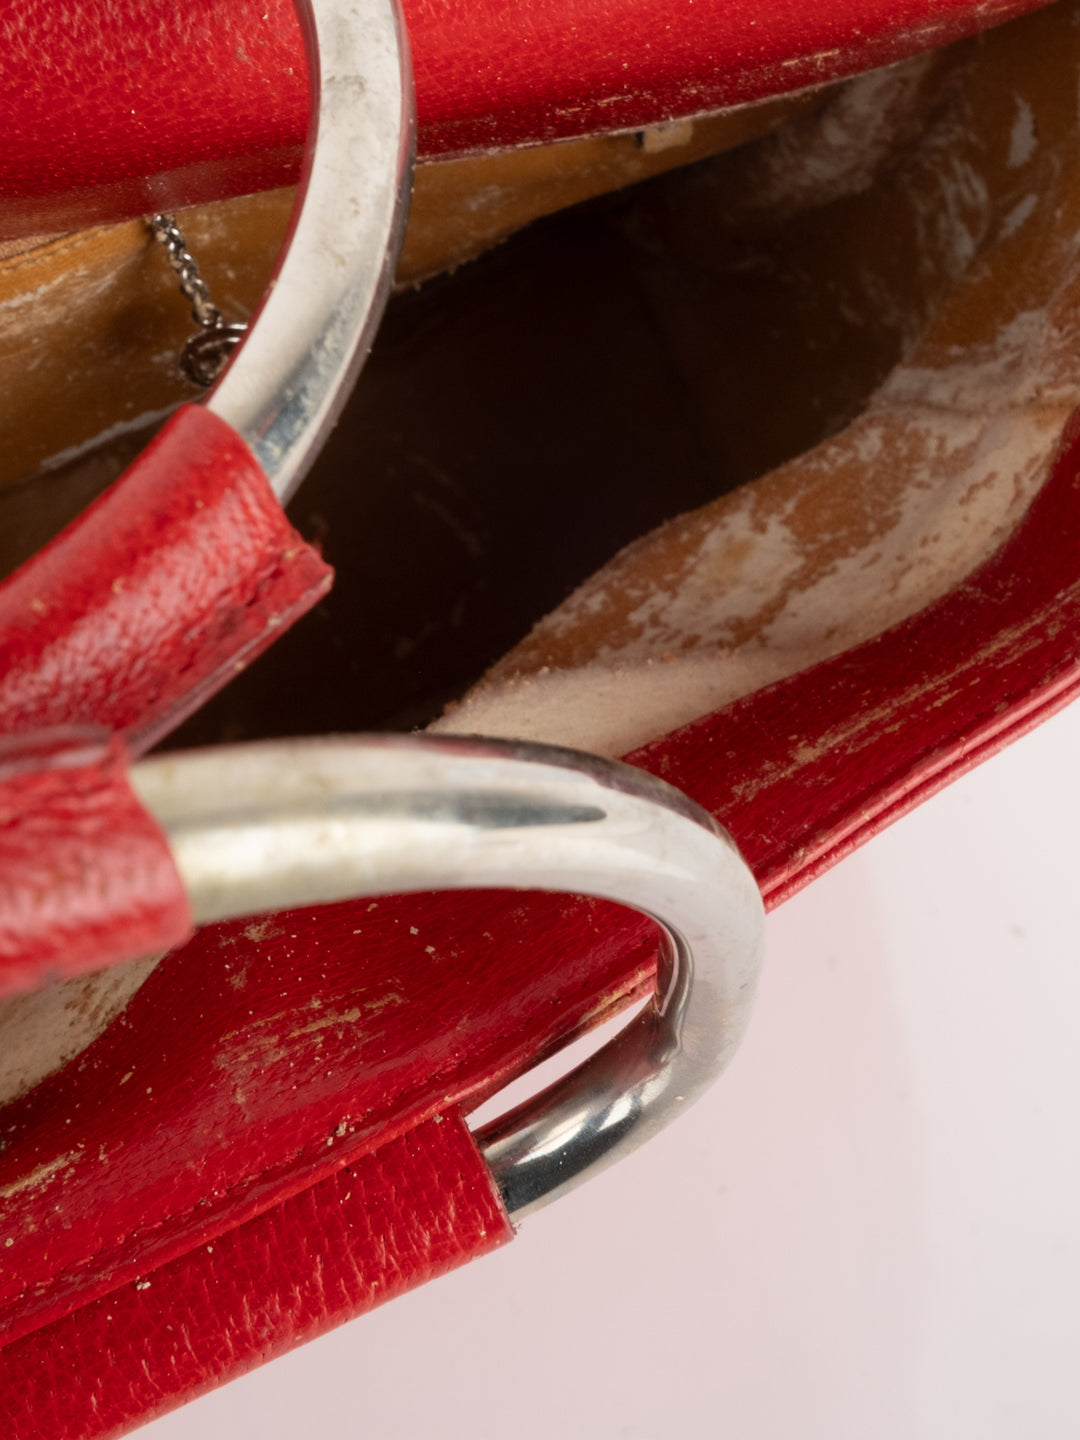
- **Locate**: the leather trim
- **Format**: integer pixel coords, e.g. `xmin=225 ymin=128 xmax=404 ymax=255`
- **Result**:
xmin=0 ymin=405 xmax=333 ymax=756
xmin=0 ymin=731 xmax=188 ymax=997
xmin=0 ymin=0 xmax=1052 ymax=235
xmin=0 ymin=1113 xmax=512 ymax=1440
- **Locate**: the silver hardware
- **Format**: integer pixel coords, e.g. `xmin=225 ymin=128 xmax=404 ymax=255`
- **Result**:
xmin=129 ymin=8 xmax=760 ymax=1224
xmin=150 ymin=213 xmax=226 ymax=330
xmin=207 ymin=0 xmax=415 ymax=503
xmin=130 ymin=735 xmax=765 ymax=1223
xmin=150 ymin=213 xmax=248 ymax=387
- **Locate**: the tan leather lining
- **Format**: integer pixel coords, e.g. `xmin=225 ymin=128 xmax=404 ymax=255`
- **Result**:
xmin=0 ymin=90 xmax=820 ymax=497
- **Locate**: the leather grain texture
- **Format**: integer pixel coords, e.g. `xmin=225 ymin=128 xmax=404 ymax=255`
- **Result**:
xmin=0 ymin=403 xmax=332 ymax=757
xmin=0 ymin=730 xmax=190 ymax=998
xmin=0 ymin=1113 xmax=512 ymax=1440
xmin=0 ymin=0 xmax=1052 ymax=235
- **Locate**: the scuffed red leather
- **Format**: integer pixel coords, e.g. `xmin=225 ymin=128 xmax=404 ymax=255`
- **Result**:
xmin=4 ymin=318 xmax=1080 ymax=1433
xmin=408 ymin=0 xmax=1050 ymax=153
xmin=0 ymin=0 xmax=1053 ymax=236
xmin=0 ymin=1113 xmax=511 ymax=1440
xmin=0 ymin=730 xmax=189 ymax=997
xmin=0 ymin=886 xmax=654 ymax=1350
xmin=0 ymin=403 xmax=332 ymax=756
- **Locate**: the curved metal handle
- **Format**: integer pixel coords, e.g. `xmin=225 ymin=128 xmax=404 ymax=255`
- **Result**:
xmin=207 ymin=0 xmax=415 ymax=504
xmin=130 ymin=734 xmax=765 ymax=1222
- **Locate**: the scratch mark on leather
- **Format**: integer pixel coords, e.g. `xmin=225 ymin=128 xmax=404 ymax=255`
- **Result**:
xmin=0 ymin=1149 xmax=81 ymax=1201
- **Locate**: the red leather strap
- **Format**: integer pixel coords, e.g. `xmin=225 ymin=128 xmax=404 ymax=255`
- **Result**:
xmin=0 ymin=0 xmax=1051 ymax=236
xmin=0 ymin=730 xmax=189 ymax=997
xmin=0 ymin=404 xmax=332 ymax=756
xmin=0 ymin=1112 xmax=511 ymax=1440
xmin=0 ymin=889 xmax=653 ymax=1350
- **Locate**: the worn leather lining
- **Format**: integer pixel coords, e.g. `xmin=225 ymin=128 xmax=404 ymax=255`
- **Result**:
xmin=0 ymin=93 xmax=817 ymax=497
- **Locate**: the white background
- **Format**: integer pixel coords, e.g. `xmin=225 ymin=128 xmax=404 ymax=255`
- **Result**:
xmin=145 ymin=699 xmax=1080 ymax=1440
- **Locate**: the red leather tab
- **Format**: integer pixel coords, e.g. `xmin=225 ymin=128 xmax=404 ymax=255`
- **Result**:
xmin=0 ymin=730 xmax=190 ymax=998
xmin=0 ymin=0 xmax=1051 ymax=235
xmin=0 ymin=889 xmax=652 ymax=1351
xmin=0 ymin=404 xmax=332 ymax=756
xmin=0 ymin=1112 xmax=511 ymax=1440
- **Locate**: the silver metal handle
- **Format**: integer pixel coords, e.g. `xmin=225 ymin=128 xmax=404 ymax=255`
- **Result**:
xmin=140 ymin=4 xmax=765 ymax=1221
xmin=207 ymin=0 xmax=414 ymax=504
xmin=130 ymin=735 xmax=765 ymax=1222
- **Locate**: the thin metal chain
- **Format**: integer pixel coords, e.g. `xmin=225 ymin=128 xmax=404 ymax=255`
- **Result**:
xmin=150 ymin=213 xmax=247 ymax=386
xmin=150 ymin=214 xmax=223 ymax=329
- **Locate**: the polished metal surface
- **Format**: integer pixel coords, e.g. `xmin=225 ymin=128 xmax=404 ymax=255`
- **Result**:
xmin=207 ymin=0 xmax=414 ymax=502
xmin=131 ymin=734 xmax=765 ymax=1223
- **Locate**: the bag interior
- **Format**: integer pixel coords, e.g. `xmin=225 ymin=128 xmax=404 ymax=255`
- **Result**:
xmin=2 ymin=0 xmax=1079 ymax=1096
xmin=0 ymin=33 xmax=963 ymax=744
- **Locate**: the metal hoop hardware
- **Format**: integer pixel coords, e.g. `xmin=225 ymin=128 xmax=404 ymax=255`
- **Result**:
xmin=130 ymin=735 xmax=765 ymax=1223
xmin=206 ymin=0 xmax=415 ymax=504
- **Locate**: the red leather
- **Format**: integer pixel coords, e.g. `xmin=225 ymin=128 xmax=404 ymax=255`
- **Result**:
xmin=0 ymin=1113 xmax=511 ymax=1440
xmin=0 ymin=886 xmax=654 ymax=1352
xmin=0 ymin=730 xmax=189 ymax=997
xmin=2 ymin=408 xmax=1080 ymax=1434
xmin=0 ymin=0 xmax=1052 ymax=237
xmin=0 ymin=4 xmax=1073 ymax=1426
xmin=0 ymin=404 xmax=332 ymax=757
xmin=657 ymin=418 xmax=1080 ymax=909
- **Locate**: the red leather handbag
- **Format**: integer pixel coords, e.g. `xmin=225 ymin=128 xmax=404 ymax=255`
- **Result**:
xmin=2 ymin=0 xmax=1078 ymax=1435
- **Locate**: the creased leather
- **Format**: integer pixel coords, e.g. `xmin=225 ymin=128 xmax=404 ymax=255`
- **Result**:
xmin=0 ymin=404 xmax=332 ymax=757
xmin=0 ymin=731 xmax=190 ymax=998
xmin=0 ymin=0 xmax=1051 ymax=235
xmin=0 ymin=1113 xmax=512 ymax=1440
xmin=639 ymin=413 xmax=1080 ymax=908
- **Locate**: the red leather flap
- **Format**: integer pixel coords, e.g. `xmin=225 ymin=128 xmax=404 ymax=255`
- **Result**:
xmin=2 ymin=408 xmax=1079 ymax=1366
xmin=0 ymin=1112 xmax=511 ymax=1440
xmin=408 ymin=0 xmax=1050 ymax=152
xmin=0 ymin=0 xmax=1053 ymax=234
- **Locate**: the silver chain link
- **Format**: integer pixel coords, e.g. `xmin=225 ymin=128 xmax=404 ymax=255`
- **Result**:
xmin=150 ymin=213 xmax=247 ymax=386
xmin=150 ymin=214 xmax=223 ymax=329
